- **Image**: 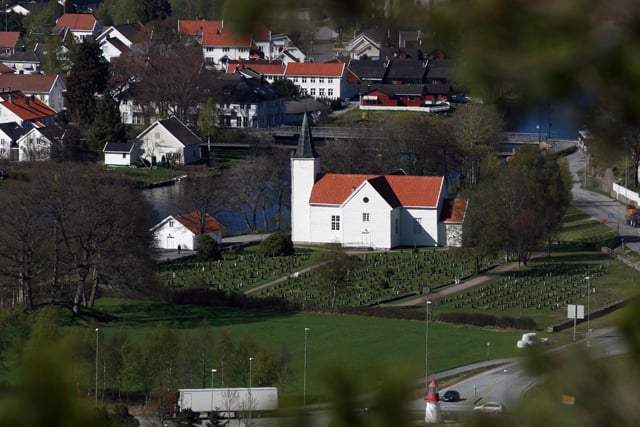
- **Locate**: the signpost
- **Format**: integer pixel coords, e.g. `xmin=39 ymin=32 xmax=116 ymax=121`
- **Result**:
xmin=567 ymin=304 xmax=584 ymax=341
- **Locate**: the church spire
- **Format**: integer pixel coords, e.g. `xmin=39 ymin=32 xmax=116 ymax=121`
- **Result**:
xmin=292 ymin=112 xmax=319 ymax=158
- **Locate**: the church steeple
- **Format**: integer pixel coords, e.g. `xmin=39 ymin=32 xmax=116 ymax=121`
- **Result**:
xmin=292 ymin=112 xmax=319 ymax=158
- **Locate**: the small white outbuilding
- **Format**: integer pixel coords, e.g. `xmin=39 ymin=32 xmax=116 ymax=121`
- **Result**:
xmin=150 ymin=211 xmax=225 ymax=250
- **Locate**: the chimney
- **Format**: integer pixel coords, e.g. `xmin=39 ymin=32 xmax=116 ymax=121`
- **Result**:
xmin=25 ymin=95 xmax=29 ymax=106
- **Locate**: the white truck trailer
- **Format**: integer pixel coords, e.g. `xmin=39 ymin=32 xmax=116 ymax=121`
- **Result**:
xmin=177 ymin=387 xmax=278 ymax=417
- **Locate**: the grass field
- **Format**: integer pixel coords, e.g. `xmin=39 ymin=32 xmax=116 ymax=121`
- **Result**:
xmin=93 ymin=297 xmax=527 ymax=401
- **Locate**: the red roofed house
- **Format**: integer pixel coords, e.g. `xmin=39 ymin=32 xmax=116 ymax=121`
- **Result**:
xmin=151 ymin=211 xmax=225 ymax=250
xmin=54 ymin=13 xmax=103 ymax=42
xmin=0 ymin=31 xmax=23 ymax=55
xmin=291 ymin=114 xmax=466 ymax=248
xmin=0 ymin=89 xmax=57 ymax=128
xmin=0 ymin=73 xmax=66 ymax=112
xmin=284 ymin=61 xmax=358 ymax=101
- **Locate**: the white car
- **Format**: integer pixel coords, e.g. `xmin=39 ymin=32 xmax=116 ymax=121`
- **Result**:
xmin=473 ymin=401 xmax=505 ymax=414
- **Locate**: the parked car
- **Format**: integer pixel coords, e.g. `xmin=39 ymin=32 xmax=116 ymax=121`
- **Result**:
xmin=473 ymin=402 xmax=505 ymax=414
xmin=442 ymin=390 xmax=460 ymax=402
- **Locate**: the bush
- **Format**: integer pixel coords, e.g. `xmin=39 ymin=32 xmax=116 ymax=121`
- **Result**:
xmin=197 ymin=235 xmax=221 ymax=261
xmin=256 ymin=233 xmax=294 ymax=257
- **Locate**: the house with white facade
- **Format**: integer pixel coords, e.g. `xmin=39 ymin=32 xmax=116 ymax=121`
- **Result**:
xmin=16 ymin=123 xmax=67 ymax=162
xmin=151 ymin=211 xmax=225 ymax=250
xmin=135 ymin=116 xmax=202 ymax=166
xmin=291 ymin=113 xmax=466 ymax=248
xmin=0 ymin=90 xmax=57 ymax=128
xmin=103 ymin=142 xmax=137 ymax=166
xmin=284 ymin=62 xmax=358 ymax=101
xmin=178 ymin=20 xmax=306 ymax=71
xmin=54 ymin=13 xmax=103 ymax=43
xmin=347 ymin=31 xmax=382 ymax=60
xmin=216 ymin=68 xmax=285 ymax=128
xmin=0 ymin=73 xmax=66 ymax=112
xmin=0 ymin=122 xmax=26 ymax=160
xmin=97 ymin=22 xmax=150 ymax=62
xmin=0 ymin=50 xmax=41 ymax=74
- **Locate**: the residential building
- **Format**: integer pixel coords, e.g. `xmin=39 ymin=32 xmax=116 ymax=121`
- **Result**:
xmin=151 ymin=211 xmax=225 ymax=250
xmin=0 ymin=122 xmax=26 ymax=160
xmin=290 ymin=113 xmax=465 ymax=248
xmin=225 ymin=60 xmax=286 ymax=83
xmin=347 ymin=31 xmax=382 ymax=60
xmin=0 ymin=31 xmax=23 ymax=55
xmin=135 ymin=116 xmax=202 ymax=166
xmin=216 ymin=68 xmax=285 ymax=128
xmin=0 ymin=73 xmax=66 ymax=111
xmin=284 ymin=61 xmax=358 ymax=101
xmin=97 ymin=22 xmax=150 ymax=62
xmin=178 ymin=19 xmax=306 ymax=70
xmin=359 ymin=83 xmax=451 ymax=112
xmin=0 ymin=50 xmax=41 ymax=74
xmin=0 ymin=89 xmax=57 ymax=128
xmin=54 ymin=13 xmax=103 ymax=42
xmin=16 ymin=123 xmax=67 ymax=161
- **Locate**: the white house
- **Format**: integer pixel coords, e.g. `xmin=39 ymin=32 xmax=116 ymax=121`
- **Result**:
xmin=103 ymin=142 xmax=137 ymax=166
xmin=284 ymin=62 xmax=358 ymax=101
xmin=16 ymin=123 xmax=67 ymax=162
xmin=151 ymin=211 xmax=225 ymax=250
xmin=291 ymin=113 xmax=466 ymax=248
xmin=97 ymin=22 xmax=149 ymax=62
xmin=216 ymin=68 xmax=285 ymax=128
xmin=347 ymin=31 xmax=382 ymax=60
xmin=54 ymin=13 xmax=103 ymax=43
xmin=135 ymin=116 xmax=202 ymax=166
xmin=0 ymin=73 xmax=66 ymax=112
xmin=0 ymin=90 xmax=57 ymax=128
xmin=0 ymin=50 xmax=41 ymax=74
xmin=0 ymin=122 xmax=26 ymax=160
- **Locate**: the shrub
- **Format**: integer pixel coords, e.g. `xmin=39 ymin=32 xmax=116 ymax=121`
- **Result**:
xmin=257 ymin=233 xmax=294 ymax=257
xmin=197 ymin=235 xmax=221 ymax=261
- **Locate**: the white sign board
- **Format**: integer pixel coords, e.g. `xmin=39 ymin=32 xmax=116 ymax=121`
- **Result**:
xmin=567 ymin=304 xmax=584 ymax=319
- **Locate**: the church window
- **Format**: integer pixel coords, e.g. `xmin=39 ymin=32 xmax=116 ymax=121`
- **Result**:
xmin=331 ymin=215 xmax=340 ymax=230
xmin=362 ymin=213 xmax=370 ymax=222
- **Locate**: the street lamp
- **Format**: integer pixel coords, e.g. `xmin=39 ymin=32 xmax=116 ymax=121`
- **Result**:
xmin=425 ymin=300 xmax=432 ymax=389
xmin=211 ymin=368 xmax=217 ymax=388
xmin=249 ymin=357 xmax=254 ymax=424
xmin=585 ymin=276 xmax=591 ymax=345
xmin=95 ymin=328 xmax=99 ymax=407
xmin=304 ymin=327 xmax=310 ymax=407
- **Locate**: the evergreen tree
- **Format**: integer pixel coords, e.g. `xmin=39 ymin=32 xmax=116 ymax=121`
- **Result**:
xmin=88 ymin=95 xmax=127 ymax=155
xmin=141 ymin=0 xmax=172 ymax=22
xmin=64 ymin=40 xmax=109 ymax=126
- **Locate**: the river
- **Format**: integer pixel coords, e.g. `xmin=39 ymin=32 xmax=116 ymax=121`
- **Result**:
xmin=141 ymin=180 xmax=290 ymax=235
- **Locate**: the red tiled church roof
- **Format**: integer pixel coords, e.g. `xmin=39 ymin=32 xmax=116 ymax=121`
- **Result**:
xmin=310 ymin=173 xmax=444 ymax=207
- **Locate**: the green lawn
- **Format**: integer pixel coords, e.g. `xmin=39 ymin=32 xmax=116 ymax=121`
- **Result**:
xmin=93 ymin=298 xmax=525 ymax=400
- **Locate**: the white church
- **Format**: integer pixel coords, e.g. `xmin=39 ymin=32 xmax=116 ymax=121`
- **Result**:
xmin=290 ymin=114 xmax=468 ymax=249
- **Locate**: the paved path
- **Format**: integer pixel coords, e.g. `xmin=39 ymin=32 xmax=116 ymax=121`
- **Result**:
xmin=393 ymin=253 xmax=546 ymax=306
